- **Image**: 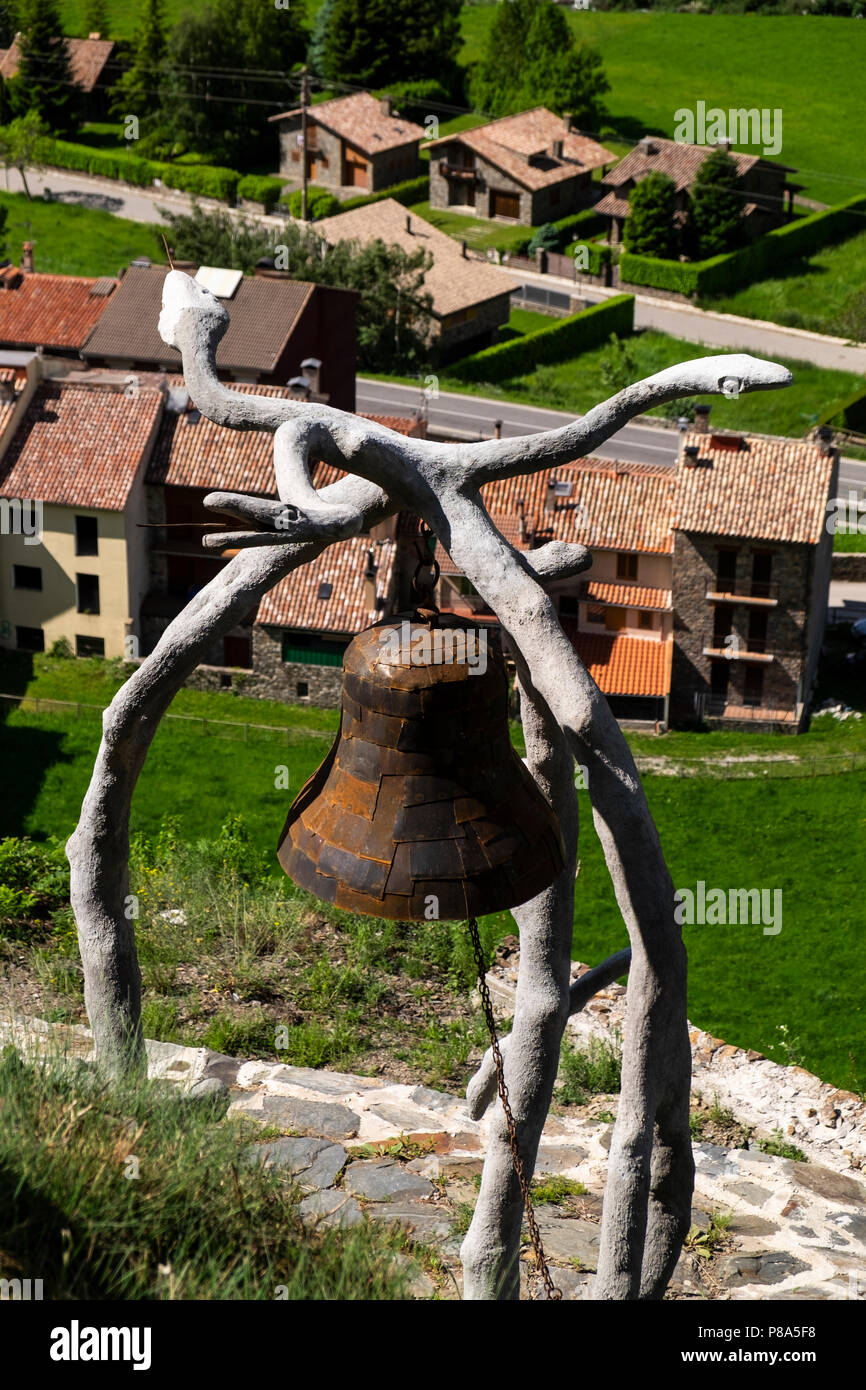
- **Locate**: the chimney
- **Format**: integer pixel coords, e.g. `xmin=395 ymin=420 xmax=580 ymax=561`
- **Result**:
xmin=517 ymin=499 xmax=528 ymax=545
xmin=638 ymin=136 xmax=657 ymax=156
xmin=552 ymin=138 xmax=564 ymax=161
xmin=380 ymin=95 xmax=393 ymax=118
xmin=461 ymin=240 xmax=468 ymax=258
xmin=300 ymin=356 xmax=322 ymax=395
xmin=683 ymin=445 xmax=701 ymax=468
xmin=562 ymin=113 xmax=572 ymax=135
xmin=493 ymin=419 xmax=502 ymax=439
xmin=364 ymin=548 xmax=377 ymax=612
xmin=0 ymin=378 xmax=14 ymax=403
xmin=544 ymin=477 xmax=558 ymax=515
xmin=693 ymin=403 xmax=711 ymax=434
xmin=21 ymin=242 xmax=34 ymax=274
xmin=406 ymin=213 xmax=412 ymax=234
xmin=88 ymin=31 xmax=101 ymax=39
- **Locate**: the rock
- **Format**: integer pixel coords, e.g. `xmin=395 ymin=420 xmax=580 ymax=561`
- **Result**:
xmin=185 ymin=1076 xmax=228 ymax=1100
xmin=535 ymin=1144 xmax=588 ymax=1174
xmin=258 ymin=1094 xmax=360 ymax=1140
xmin=538 ymin=1265 xmax=593 ymax=1300
xmin=409 ymin=1085 xmax=461 ymax=1114
xmin=343 ymin=1159 xmax=434 ymax=1202
xmin=201 ymin=1054 xmax=241 ymax=1088
xmin=363 ymin=1203 xmax=454 ymax=1243
xmin=792 ymin=1163 xmax=866 ymax=1206
xmin=721 ymin=1180 xmax=774 ymax=1208
xmin=271 ymin=1066 xmax=382 ymax=1097
xmin=533 ymin=1211 xmax=600 ymax=1270
xmin=726 ymin=1214 xmax=781 ymax=1238
xmin=826 ymin=1211 xmax=866 ymax=1244
xmin=245 ymin=1136 xmax=328 ymax=1172
xmin=389 ymin=1252 xmax=436 ymax=1300
xmin=720 ymin=1251 xmax=810 ymax=1287
xmin=298 ymin=1189 xmax=363 ymax=1229
xmin=304 ymin=1143 xmax=348 ymax=1190
xmin=367 ymin=1101 xmax=445 ymax=1132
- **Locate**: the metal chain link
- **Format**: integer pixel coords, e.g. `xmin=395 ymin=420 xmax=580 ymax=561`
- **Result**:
xmin=466 ymin=916 xmax=561 ymax=1301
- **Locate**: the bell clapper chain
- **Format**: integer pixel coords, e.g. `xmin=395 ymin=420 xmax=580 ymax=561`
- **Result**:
xmin=466 ymin=916 xmax=562 ymax=1302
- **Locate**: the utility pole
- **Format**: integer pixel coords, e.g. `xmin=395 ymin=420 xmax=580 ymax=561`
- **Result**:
xmin=300 ymin=66 xmax=310 ymax=223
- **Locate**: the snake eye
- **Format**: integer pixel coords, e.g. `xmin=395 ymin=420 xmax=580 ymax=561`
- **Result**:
xmin=720 ymin=376 xmax=742 ymax=399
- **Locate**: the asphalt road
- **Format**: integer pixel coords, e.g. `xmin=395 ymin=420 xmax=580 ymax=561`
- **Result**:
xmin=358 ymin=378 xmax=680 ymax=467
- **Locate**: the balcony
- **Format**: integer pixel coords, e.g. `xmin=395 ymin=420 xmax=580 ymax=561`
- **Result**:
xmin=705 ymin=581 xmax=778 ymax=606
xmin=702 ymin=643 xmax=775 ymax=663
xmin=702 ymin=696 xmax=800 ymax=723
xmin=439 ymin=161 xmax=477 ymax=181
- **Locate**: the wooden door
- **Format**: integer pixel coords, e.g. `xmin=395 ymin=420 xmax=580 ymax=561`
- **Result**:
xmin=492 ymin=189 xmax=520 ymax=219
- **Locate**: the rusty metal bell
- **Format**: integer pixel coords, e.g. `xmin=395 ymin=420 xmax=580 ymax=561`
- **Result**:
xmin=277 ymin=613 xmax=564 ymax=920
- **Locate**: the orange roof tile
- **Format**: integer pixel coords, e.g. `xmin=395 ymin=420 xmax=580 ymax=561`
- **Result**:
xmin=0 ymin=381 xmax=163 ymax=510
xmin=429 ymin=108 xmax=615 ymax=191
xmin=674 ymin=432 xmax=837 ymax=545
xmin=257 ymin=536 xmax=397 ymax=635
xmin=269 ymin=91 xmax=424 ymax=155
xmin=564 ymin=627 xmax=672 ymax=698
xmin=0 ymin=36 xmax=114 ymax=91
xmin=580 ymin=580 xmax=671 ymax=610
xmin=0 ymin=271 xmax=118 ymax=351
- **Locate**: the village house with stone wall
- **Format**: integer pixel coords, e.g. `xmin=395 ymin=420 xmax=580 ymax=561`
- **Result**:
xmin=596 ymin=135 xmax=798 ymax=245
xmin=269 ymin=92 xmax=425 ymax=195
xmin=427 ymin=109 xmax=615 ymax=226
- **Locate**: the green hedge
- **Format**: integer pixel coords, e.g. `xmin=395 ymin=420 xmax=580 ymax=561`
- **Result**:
xmin=236 ymin=174 xmax=286 ymax=211
xmin=35 ymin=136 xmax=240 ymax=203
xmin=340 ymin=174 xmax=430 ymax=212
xmin=282 ymin=185 xmax=342 ymax=220
xmin=450 ymin=294 xmax=635 ymax=383
xmin=620 ymin=194 xmax=866 ymax=298
xmin=568 ymin=239 xmax=612 ymax=277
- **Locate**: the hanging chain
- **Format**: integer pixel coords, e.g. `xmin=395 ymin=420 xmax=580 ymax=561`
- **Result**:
xmin=466 ymin=916 xmax=561 ymax=1301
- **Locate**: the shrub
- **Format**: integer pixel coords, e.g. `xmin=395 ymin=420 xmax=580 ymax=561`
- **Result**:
xmin=156 ymin=162 xmax=240 ymax=204
xmin=0 ymin=837 xmax=70 ymax=937
xmin=450 ymin=294 xmax=634 ymax=383
xmin=528 ymin=222 xmax=561 ymax=255
xmin=557 ymin=1033 xmax=623 ymax=1106
xmin=339 ymin=174 xmax=430 ymax=212
xmin=236 ymin=175 xmax=286 ymax=211
xmin=568 ymin=238 xmax=612 ymax=277
xmin=284 ymin=184 xmax=342 ymax=220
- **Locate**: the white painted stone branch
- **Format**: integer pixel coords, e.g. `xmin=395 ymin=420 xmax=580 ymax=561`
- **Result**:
xmin=67 ymin=269 xmax=792 ymax=1302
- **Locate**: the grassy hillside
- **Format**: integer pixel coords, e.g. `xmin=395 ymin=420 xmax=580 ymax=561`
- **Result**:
xmin=1 ymin=654 xmax=863 ymax=1090
xmin=0 ymin=191 xmax=165 ymax=277
xmin=459 ymin=9 xmax=864 ymax=206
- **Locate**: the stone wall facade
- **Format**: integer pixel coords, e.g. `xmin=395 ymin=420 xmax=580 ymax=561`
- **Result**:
xmin=429 ymin=142 xmax=592 ymax=227
xmin=670 ymin=529 xmax=812 ymax=726
xmin=832 ymin=553 xmax=866 ymax=583
xmin=437 ymin=289 xmax=513 ymax=358
xmin=277 ymin=117 xmax=418 ymax=193
xmin=243 ymin=624 xmax=344 ymax=707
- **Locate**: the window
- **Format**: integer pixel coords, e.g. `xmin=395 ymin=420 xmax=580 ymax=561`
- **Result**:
xmin=747 ymin=608 xmax=769 ymax=654
xmin=76 ymin=635 xmax=105 ymax=658
xmin=558 ymin=594 xmax=579 ymax=617
xmin=13 ymin=564 xmax=42 ymax=590
xmin=712 ymin=604 xmax=735 ymax=648
xmin=75 ymin=515 xmax=98 ymax=557
xmin=586 ymin=604 xmax=605 ymax=624
xmin=76 ymin=573 xmax=100 ymax=615
xmin=282 ymin=631 xmax=348 ymax=667
xmin=605 ymin=607 xmax=626 ymax=632
xmin=296 ymin=681 xmax=309 ymax=698
xmin=752 ymin=551 xmax=773 ymax=599
xmin=16 ymin=625 xmax=44 ymax=652
xmin=616 ymin=553 xmax=638 ymax=581
xmin=744 ymin=665 xmax=765 ymax=707
xmin=710 ymin=660 xmax=729 ymax=702
xmin=716 ymin=548 xmax=738 ymax=590
xmin=638 ymin=610 xmax=653 ymax=630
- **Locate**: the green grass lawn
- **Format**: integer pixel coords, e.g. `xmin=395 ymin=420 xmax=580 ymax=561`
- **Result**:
xmin=409 ymin=199 xmax=532 ymax=254
xmin=58 ymin=0 xmax=328 ymax=40
xmin=459 ymin=9 xmax=866 ymax=207
xmin=701 ymin=228 xmax=866 ymax=338
xmin=2 ymin=652 xmax=865 ymax=1089
xmin=430 ymin=330 xmax=863 ymax=440
xmin=497 ymin=307 xmax=554 ymax=343
xmin=0 ymin=191 xmax=165 ymax=277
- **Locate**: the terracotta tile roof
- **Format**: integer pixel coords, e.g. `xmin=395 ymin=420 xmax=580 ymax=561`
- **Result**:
xmin=563 ymin=626 xmax=672 ymax=698
xmin=0 ymin=366 xmax=20 ymax=436
xmin=479 ymin=458 xmax=676 ymax=555
xmin=580 ymin=580 xmax=671 ymax=610
xmin=0 ymin=271 xmax=118 ymax=350
xmin=601 ymin=136 xmax=760 ymax=200
xmin=83 ymin=266 xmax=318 ymax=373
xmin=674 ymin=432 xmax=837 ymax=545
xmin=0 ymin=36 xmax=114 ymax=91
xmin=429 ymin=108 xmax=615 ymax=192
xmin=148 ymin=392 xmax=422 ymax=494
xmin=315 ymin=199 xmax=518 ymax=319
xmin=269 ymin=91 xmax=425 ymax=155
xmin=257 ymin=536 xmax=397 ymax=635
xmin=0 ymin=381 xmax=163 ymax=510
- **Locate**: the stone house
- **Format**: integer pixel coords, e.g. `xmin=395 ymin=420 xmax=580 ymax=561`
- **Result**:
xmin=314 ymin=199 xmax=517 ymax=356
xmin=0 ymin=33 xmax=115 ymax=120
xmin=269 ymin=92 xmax=424 ymax=195
xmin=596 ymin=135 xmax=798 ymax=245
xmin=427 ymin=109 xmax=615 ymax=226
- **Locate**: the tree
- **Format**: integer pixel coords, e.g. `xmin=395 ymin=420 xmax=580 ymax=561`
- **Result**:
xmin=0 ymin=110 xmax=48 ymax=198
xmin=623 ymin=171 xmax=678 ymax=259
xmin=159 ymin=206 xmax=434 ymax=373
xmin=0 ymin=1 xmax=18 ymax=48
xmin=109 ymin=0 xmax=166 ymax=123
xmin=318 ymin=0 xmax=462 ymax=91
xmin=67 ymin=263 xmax=792 ymax=1305
xmin=12 ymin=0 xmax=78 ymax=135
xmin=689 ymin=148 xmax=744 ymax=259
xmin=307 ymin=0 xmax=337 ymax=77
xmin=471 ymin=0 xmax=609 ymax=125
xmin=158 ymin=0 xmax=306 ymax=168
xmin=599 ymin=332 xmax=639 ymax=395
xmin=82 ymin=0 xmax=108 ymax=35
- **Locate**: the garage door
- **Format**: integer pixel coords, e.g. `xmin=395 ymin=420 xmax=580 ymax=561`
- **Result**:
xmin=492 ymin=190 xmax=520 ymax=219
xmin=345 ymin=151 xmax=368 ymax=187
